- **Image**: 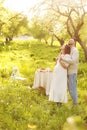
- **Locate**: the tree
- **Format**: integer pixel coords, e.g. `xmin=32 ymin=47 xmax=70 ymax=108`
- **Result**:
xmin=28 ymin=16 xmax=50 ymax=44
xmin=50 ymin=0 xmax=87 ymax=60
xmin=1 ymin=12 xmax=29 ymax=43
xmin=32 ymin=0 xmax=87 ymax=61
xmin=0 ymin=0 xmax=7 ymax=36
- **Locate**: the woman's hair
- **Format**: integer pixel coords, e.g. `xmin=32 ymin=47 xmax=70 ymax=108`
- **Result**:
xmin=64 ymin=44 xmax=70 ymax=54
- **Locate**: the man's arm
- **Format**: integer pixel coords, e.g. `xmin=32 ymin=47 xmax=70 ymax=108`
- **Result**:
xmin=61 ymin=49 xmax=79 ymax=64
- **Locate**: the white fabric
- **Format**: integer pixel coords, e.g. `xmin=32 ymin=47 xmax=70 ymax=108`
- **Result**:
xmin=62 ymin=47 xmax=79 ymax=74
xmin=10 ymin=66 xmax=26 ymax=80
xmin=11 ymin=76 xmax=26 ymax=80
xmin=32 ymin=68 xmax=53 ymax=95
xmin=49 ymin=54 xmax=70 ymax=103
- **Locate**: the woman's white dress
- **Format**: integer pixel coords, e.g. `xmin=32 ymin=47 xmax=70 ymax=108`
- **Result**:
xmin=49 ymin=54 xmax=70 ymax=103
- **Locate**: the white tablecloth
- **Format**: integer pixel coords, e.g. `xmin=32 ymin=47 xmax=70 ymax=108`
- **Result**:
xmin=32 ymin=69 xmax=53 ymax=95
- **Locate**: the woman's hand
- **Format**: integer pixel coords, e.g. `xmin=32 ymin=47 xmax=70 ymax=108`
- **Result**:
xmin=59 ymin=60 xmax=67 ymax=69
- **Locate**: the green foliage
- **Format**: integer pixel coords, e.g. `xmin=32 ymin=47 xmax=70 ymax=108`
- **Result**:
xmin=1 ymin=12 xmax=28 ymax=41
xmin=28 ymin=17 xmax=50 ymax=42
xmin=0 ymin=40 xmax=87 ymax=130
xmin=80 ymin=15 xmax=87 ymax=41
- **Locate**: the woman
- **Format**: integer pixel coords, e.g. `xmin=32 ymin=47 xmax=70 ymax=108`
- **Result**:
xmin=49 ymin=44 xmax=71 ymax=105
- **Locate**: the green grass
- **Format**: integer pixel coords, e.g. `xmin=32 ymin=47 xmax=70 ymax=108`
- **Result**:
xmin=0 ymin=40 xmax=87 ymax=130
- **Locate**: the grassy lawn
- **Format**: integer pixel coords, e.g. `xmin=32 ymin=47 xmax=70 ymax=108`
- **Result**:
xmin=0 ymin=40 xmax=87 ymax=130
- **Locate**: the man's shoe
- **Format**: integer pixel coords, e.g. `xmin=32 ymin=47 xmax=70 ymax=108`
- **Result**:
xmin=57 ymin=102 xmax=62 ymax=107
xmin=73 ymin=103 xmax=78 ymax=106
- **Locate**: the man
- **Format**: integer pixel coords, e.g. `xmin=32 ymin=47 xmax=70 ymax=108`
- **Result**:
xmin=61 ymin=39 xmax=79 ymax=105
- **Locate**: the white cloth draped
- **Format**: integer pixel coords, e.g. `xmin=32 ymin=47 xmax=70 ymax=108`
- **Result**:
xmin=32 ymin=68 xmax=53 ymax=95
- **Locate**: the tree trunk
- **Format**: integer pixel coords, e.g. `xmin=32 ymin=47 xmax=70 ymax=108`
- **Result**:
xmin=77 ymin=38 xmax=87 ymax=61
xmin=53 ymin=34 xmax=64 ymax=46
xmin=6 ymin=38 xmax=9 ymax=44
xmin=5 ymin=37 xmax=13 ymax=44
xmin=50 ymin=35 xmax=54 ymax=46
xmin=44 ymin=39 xmax=48 ymax=44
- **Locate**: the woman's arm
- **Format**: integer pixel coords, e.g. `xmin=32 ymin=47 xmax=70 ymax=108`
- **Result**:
xmin=59 ymin=60 xmax=68 ymax=69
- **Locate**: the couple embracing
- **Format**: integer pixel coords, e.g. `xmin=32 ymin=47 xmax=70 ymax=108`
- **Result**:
xmin=49 ymin=39 xmax=79 ymax=106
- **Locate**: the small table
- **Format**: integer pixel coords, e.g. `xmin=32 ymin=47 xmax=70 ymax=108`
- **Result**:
xmin=32 ymin=68 xmax=53 ymax=95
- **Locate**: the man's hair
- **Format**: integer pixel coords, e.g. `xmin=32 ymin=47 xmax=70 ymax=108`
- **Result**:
xmin=64 ymin=45 xmax=71 ymax=54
